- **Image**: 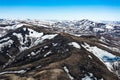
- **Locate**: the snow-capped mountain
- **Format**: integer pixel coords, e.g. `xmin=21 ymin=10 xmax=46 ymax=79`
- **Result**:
xmin=51 ymin=19 xmax=120 ymax=37
xmin=0 ymin=19 xmax=120 ymax=80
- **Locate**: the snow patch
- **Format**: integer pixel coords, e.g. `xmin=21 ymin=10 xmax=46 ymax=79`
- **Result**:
xmin=68 ymin=42 xmax=81 ymax=49
xmin=100 ymin=44 xmax=120 ymax=53
xmin=34 ymin=34 xmax=57 ymax=46
xmin=12 ymin=29 xmax=46 ymax=52
xmin=93 ymin=28 xmax=104 ymax=32
xmin=28 ymin=28 xmax=44 ymax=37
xmin=0 ymin=39 xmax=13 ymax=51
xmin=23 ymin=28 xmax=27 ymax=31
xmin=88 ymin=55 xmax=92 ymax=59
xmin=16 ymin=24 xmax=24 ymax=28
xmin=52 ymin=43 xmax=58 ymax=46
xmin=82 ymin=43 xmax=115 ymax=60
xmin=44 ymin=46 xmax=48 ymax=48
xmin=0 ymin=37 xmax=10 ymax=42
xmin=63 ymin=66 xmax=74 ymax=80
xmin=105 ymin=62 xmax=113 ymax=71
xmin=41 ymin=34 xmax=57 ymax=40
xmin=36 ymin=65 xmax=42 ymax=68
xmin=31 ymin=52 xmax=36 ymax=56
xmin=106 ymin=25 xmax=114 ymax=29
xmin=44 ymin=51 xmax=52 ymax=57
xmin=81 ymin=43 xmax=116 ymax=71
xmin=0 ymin=70 xmax=26 ymax=75
xmin=82 ymin=73 xmax=97 ymax=80
xmin=4 ymin=24 xmax=23 ymax=30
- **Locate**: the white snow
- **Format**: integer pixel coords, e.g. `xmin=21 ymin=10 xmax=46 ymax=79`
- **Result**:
xmin=52 ymin=43 xmax=58 ymax=46
xmin=44 ymin=46 xmax=48 ymax=48
xmin=36 ymin=65 xmax=42 ymax=68
xmin=6 ymin=53 xmax=12 ymax=58
xmin=23 ymin=28 xmax=27 ymax=31
xmin=16 ymin=24 xmax=24 ymax=28
xmin=0 ymin=29 xmax=6 ymax=37
xmin=13 ymin=29 xmax=54 ymax=52
xmin=3 ymin=26 xmax=15 ymax=30
xmin=81 ymin=43 xmax=116 ymax=71
xmin=27 ymin=28 xmax=44 ymax=37
xmin=112 ymin=61 xmax=120 ymax=77
xmin=82 ymin=73 xmax=97 ymax=80
xmin=93 ymin=28 xmax=104 ymax=32
xmin=99 ymin=36 xmax=107 ymax=44
xmin=63 ymin=66 xmax=74 ymax=80
xmin=34 ymin=34 xmax=57 ymax=46
xmin=13 ymin=28 xmax=53 ymax=51
xmin=0 ymin=26 xmax=57 ymax=57
xmin=0 ymin=70 xmax=26 ymax=75
xmin=35 ymin=49 xmax=41 ymax=54
xmin=105 ymin=62 xmax=113 ymax=71
xmin=27 ymin=54 xmax=30 ymax=57
xmin=13 ymin=33 xmax=23 ymax=46
xmin=82 ymin=75 xmax=92 ymax=80
xmin=99 ymin=44 xmax=120 ymax=53
xmin=41 ymin=34 xmax=57 ymax=40
xmin=68 ymin=42 xmax=81 ymax=49
xmin=13 ymin=33 xmax=27 ymax=51
xmin=0 ymin=37 xmax=10 ymax=42
xmin=31 ymin=52 xmax=36 ymax=56
xmin=106 ymin=25 xmax=114 ymax=29
xmin=4 ymin=24 xmax=23 ymax=30
xmin=72 ymin=34 xmax=81 ymax=37
xmin=81 ymin=43 xmax=115 ymax=59
xmin=88 ymin=55 xmax=92 ymax=59
xmin=44 ymin=51 xmax=52 ymax=57
xmin=40 ymin=24 xmax=49 ymax=28
xmin=0 ymin=39 xmax=13 ymax=51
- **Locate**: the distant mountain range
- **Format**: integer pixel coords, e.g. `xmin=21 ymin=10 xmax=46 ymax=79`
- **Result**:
xmin=0 ymin=19 xmax=120 ymax=80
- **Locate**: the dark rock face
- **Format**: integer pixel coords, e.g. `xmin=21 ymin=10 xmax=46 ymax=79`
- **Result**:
xmin=0 ymin=25 xmax=119 ymax=80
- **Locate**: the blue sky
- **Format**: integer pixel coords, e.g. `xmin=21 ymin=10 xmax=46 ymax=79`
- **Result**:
xmin=0 ymin=0 xmax=120 ymax=21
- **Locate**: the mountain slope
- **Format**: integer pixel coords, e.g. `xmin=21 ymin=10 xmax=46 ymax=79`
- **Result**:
xmin=0 ymin=24 xmax=119 ymax=80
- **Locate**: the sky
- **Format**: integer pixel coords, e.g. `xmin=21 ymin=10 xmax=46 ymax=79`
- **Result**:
xmin=0 ymin=0 xmax=120 ymax=21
